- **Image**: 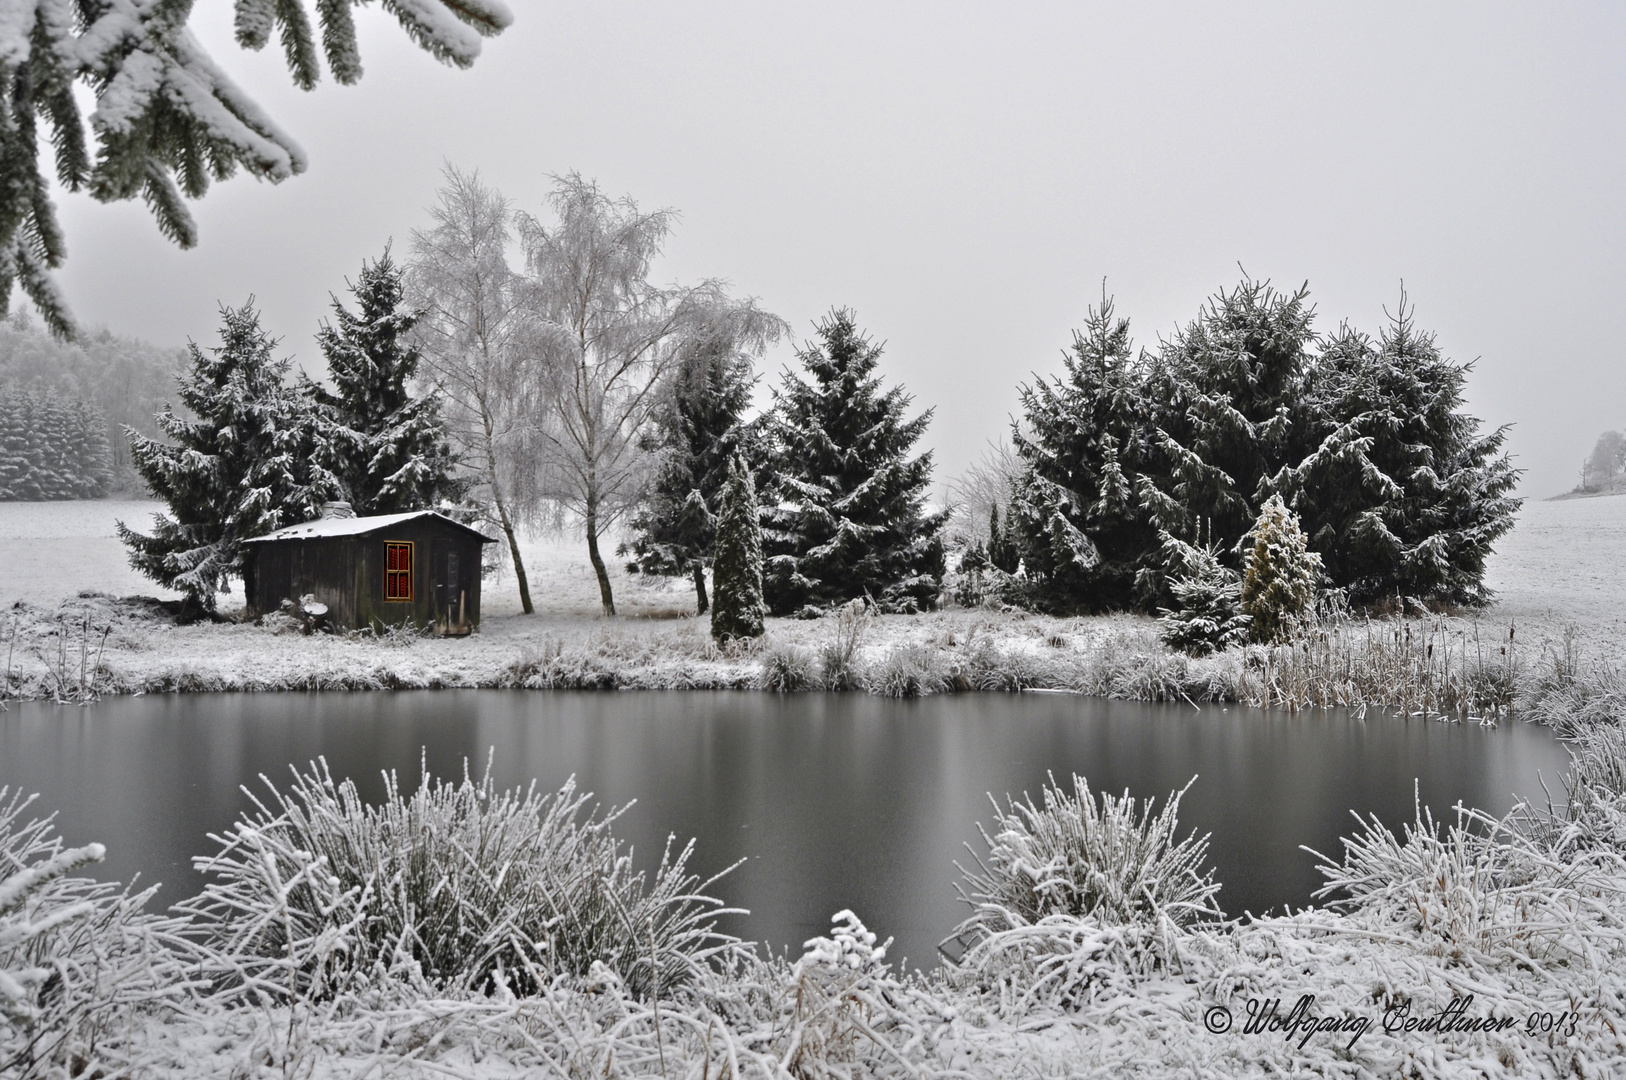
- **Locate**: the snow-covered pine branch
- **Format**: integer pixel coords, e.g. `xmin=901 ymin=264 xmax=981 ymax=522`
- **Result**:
xmin=0 ymin=0 xmax=514 ymax=338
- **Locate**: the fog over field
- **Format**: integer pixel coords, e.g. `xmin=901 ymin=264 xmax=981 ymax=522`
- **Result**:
xmin=39 ymin=2 xmax=1626 ymax=502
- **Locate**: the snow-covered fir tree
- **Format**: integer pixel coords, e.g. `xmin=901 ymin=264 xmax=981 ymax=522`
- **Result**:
xmin=1009 ymin=296 xmax=1157 ymax=611
xmin=1155 ymin=527 xmax=1249 ymax=657
xmin=1010 ymin=278 xmax=1517 ymax=613
xmin=1136 ymin=278 xmax=1316 ymax=575
xmin=986 ymin=503 xmax=1020 ymax=573
xmin=1240 ymin=495 xmax=1321 ymax=643
xmin=710 ymin=454 xmax=765 ymax=641
xmin=623 ymin=339 xmax=759 ymax=615
xmin=0 ymin=0 xmax=512 ymax=337
xmin=1273 ymin=297 xmax=1520 ymax=606
xmin=310 ymin=247 xmax=455 ymax=515
xmin=761 ymin=309 xmax=945 ymax=615
xmin=118 ymin=301 xmax=335 ymax=615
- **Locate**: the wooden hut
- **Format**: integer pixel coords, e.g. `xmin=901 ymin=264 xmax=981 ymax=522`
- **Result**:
xmin=243 ymin=508 xmax=496 ymax=634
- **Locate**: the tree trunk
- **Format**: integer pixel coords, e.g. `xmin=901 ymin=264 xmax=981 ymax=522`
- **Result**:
xmin=481 ymin=406 xmax=533 ymax=615
xmin=494 ymin=493 xmax=534 ymax=615
xmin=691 ymin=562 xmax=709 ymax=615
xmin=585 ymin=494 xmax=616 ymax=617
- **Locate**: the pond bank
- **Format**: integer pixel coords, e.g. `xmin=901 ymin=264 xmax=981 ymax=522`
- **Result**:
xmin=2 ymin=590 xmax=1617 ymax=728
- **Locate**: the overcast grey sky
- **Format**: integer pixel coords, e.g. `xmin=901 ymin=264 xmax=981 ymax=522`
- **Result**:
xmin=51 ymin=1 xmax=1626 ymax=501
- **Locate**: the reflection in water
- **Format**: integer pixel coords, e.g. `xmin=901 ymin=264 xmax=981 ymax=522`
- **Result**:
xmin=1 ymin=691 xmax=1569 ymax=969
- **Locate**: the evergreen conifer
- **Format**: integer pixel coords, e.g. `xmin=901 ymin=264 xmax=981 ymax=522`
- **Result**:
xmin=623 ymin=343 xmax=758 ymax=614
xmin=0 ymin=388 xmax=110 ymax=499
xmin=1273 ymin=298 xmax=1519 ymax=605
xmin=1155 ymin=528 xmax=1249 ymax=656
xmin=761 ymin=309 xmax=946 ymax=614
xmin=987 ymin=503 xmax=1020 ymax=573
xmin=311 ymin=247 xmax=455 ymax=515
xmin=1008 ymin=296 xmax=1156 ymax=611
xmin=118 ymin=301 xmax=334 ymax=614
xmin=1010 ymin=279 xmax=1517 ymax=613
xmin=711 ymin=454 xmax=765 ymax=641
xmin=1240 ymin=496 xmax=1321 ymax=643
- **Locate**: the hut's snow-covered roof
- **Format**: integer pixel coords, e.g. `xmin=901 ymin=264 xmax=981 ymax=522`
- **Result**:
xmin=245 ymin=510 xmax=494 ymax=544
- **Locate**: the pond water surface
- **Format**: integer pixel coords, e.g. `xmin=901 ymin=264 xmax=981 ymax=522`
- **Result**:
xmin=0 ymin=691 xmax=1570 ymax=968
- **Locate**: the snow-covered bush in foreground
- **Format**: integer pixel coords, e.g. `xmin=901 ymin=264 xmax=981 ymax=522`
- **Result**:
xmin=177 ymin=759 xmax=742 ymax=1003
xmin=0 ymin=790 xmax=184 ymax=1079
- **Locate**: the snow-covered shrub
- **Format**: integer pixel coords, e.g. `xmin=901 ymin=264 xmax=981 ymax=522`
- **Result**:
xmin=954 ymin=774 xmax=1220 ymax=940
xmin=1084 ymin=641 xmax=1198 ymax=702
xmin=1312 ymin=787 xmax=1615 ymax=970
xmin=178 ymin=759 xmax=742 ymax=1003
xmin=867 ymin=643 xmax=949 ymax=698
xmin=1520 ymin=652 xmax=1626 ymax=737
xmin=1240 ymin=495 xmax=1321 ymax=643
xmin=777 ymin=910 xmax=901 ymax=1076
xmin=1 ymin=790 xmax=183 ymax=1080
xmin=817 ymin=599 xmax=870 ymax=690
xmin=758 ymin=641 xmax=818 ymax=691
xmin=1524 ymin=724 xmax=1626 ymax=858
xmin=1155 ymin=535 xmax=1248 ymax=657
xmin=504 ymin=639 xmax=620 ymax=690
xmin=944 ymin=633 xmax=1065 ymax=691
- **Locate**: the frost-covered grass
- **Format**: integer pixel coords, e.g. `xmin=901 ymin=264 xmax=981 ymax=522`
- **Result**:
xmin=8 ymin=713 xmax=1626 ymax=1077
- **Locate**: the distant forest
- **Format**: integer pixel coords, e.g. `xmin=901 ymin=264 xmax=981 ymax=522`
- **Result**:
xmin=0 ymin=309 xmax=186 ymax=499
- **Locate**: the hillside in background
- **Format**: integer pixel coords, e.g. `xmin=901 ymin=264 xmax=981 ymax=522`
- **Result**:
xmin=0 ymin=310 xmax=186 ymax=496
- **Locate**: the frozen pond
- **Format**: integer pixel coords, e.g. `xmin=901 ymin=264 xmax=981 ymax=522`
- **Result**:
xmin=0 ymin=690 xmax=1571 ymax=968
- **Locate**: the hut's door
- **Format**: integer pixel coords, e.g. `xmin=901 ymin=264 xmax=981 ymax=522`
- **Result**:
xmin=446 ymin=551 xmax=459 ymax=624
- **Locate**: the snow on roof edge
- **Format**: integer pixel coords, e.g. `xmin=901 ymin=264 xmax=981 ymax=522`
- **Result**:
xmin=245 ymin=510 xmax=495 ymax=543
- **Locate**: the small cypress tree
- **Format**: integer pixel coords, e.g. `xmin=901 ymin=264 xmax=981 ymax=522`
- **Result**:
xmin=311 ymin=247 xmax=455 ymax=515
xmin=118 ymin=301 xmax=333 ymax=615
xmin=987 ymin=503 xmax=1020 ymax=573
xmin=1240 ymin=496 xmax=1321 ymax=643
xmin=711 ymin=455 xmax=765 ymax=641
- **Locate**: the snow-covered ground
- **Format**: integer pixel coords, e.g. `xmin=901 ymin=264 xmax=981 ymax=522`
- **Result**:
xmin=1 ymin=494 xmax=1622 ymax=704
xmin=0 ymin=500 xmax=696 ymax=619
xmin=8 ymin=493 xmax=1624 ymax=620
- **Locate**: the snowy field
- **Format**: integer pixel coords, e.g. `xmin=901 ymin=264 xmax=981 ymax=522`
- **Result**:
xmin=0 ymin=499 xmax=695 ymax=619
xmin=1 ymin=494 xmax=1623 ymax=706
xmin=5 ymin=493 xmax=1622 ymax=627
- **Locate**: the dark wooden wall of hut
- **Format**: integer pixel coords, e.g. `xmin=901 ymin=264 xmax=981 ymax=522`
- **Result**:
xmin=246 ymin=518 xmax=488 ymax=631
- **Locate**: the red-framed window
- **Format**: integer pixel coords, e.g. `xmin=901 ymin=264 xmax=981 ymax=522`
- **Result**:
xmin=385 ymin=542 xmax=413 ymax=601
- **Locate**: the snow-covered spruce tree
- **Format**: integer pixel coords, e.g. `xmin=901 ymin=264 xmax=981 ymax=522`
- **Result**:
xmin=711 ymin=454 xmax=764 ymax=641
xmin=310 ymin=246 xmax=455 ymax=515
xmin=117 ymin=301 xmax=334 ymax=616
xmin=1155 ymin=528 xmax=1249 ymax=657
xmin=1 ymin=0 xmax=512 ymax=338
xmin=67 ymin=397 xmax=112 ymax=497
xmin=622 ymin=309 xmax=781 ymax=615
xmin=1135 ymin=279 xmax=1317 ymax=599
xmin=1240 ymin=495 xmax=1321 ymax=643
xmin=1009 ymin=295 xmax=1158 ymax=612
xmin=761 ymin=310 xmax=946 ymax=615
xmin=1272 ymin=297 xmax=1519 ymax=606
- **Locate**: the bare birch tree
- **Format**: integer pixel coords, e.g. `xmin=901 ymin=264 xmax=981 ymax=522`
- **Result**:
xmin=516 ymin=174 xmax=777 ymax=617
xmin=406 ymin=166 xmax=539 ymax=614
